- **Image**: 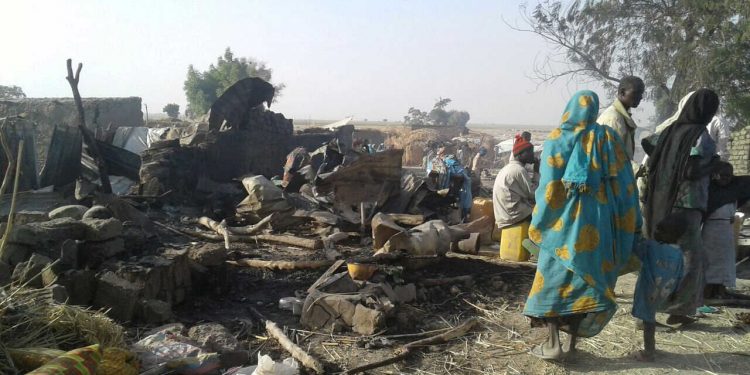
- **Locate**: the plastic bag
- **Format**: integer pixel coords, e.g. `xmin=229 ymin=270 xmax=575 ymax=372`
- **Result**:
xmin=132 ymin=331 xmax=203 ymax=369
xmin=251 ymin=353 xmax=299 ymax=375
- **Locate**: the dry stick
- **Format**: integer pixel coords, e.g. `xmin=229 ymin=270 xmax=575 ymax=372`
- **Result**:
xmin=0 ymin=140 xmax=24 ymax=260
xmin=66 ymin=58 xmax=112 ymax=193
xmin=198 ymin=215 xmax=272 ymax=236
xmin=265 ymin=320 xmax=325 ymax=374
xmin=254 ymin=234 xmax=323 ymax=250
xmin=227 ymin=259 xmax=334 ymax=271
xmin=198 ymin=216 xmax=323 ymax=249
xmin=343 ymin=317 xmax=479 ymax=374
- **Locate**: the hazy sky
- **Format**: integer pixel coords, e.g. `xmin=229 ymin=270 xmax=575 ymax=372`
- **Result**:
xmin=1 ymin=0 xmax=653 ymax=126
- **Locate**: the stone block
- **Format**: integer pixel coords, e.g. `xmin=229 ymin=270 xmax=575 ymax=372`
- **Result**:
xmin=394 ymin=284 xmax=417 ymax=303
xmin=82 ymin=237 xmax=126 ymax=260
xmin=188 ymin=244 xmax=226 ymax=267
xmin=50 ymin=284 xmax=69 ymax=303
xmin=56 ymin=269 xmax=97 ymax=305
xmin=82 ymin=205 xmax=113 ymax=220
xmin=352 ymin=304 xmax=385 ymax=335
xmin=83 ymin=218 xmax=123 ymax=241
xmin=11 ymin=218 xmax=88 ymax=250
xmin=121 ymin=223 xmax=149 ymax=255
xmin=94 ymin=271 xmax=143 ymax=322
xmin=187 ymin=323 xmax=241 ymax=353
xmin=0 ymin=243 xmax=30 ymax=266
xmin=49 ymin=205 xmax=89 ymax=220
xmin=137 ymin=299 xmax=172 ymax=324
xmin=300 ymin=292 xmax=358 ymax=330
xmin=14 ymin=211 xmax=50 ymax=225
xmin=11 ymin=254 xmax=52 ymax=288
xmin=59 ymin=239 xmax=79 ymax=268
xmin=116 ymin=257 xmax=168 ymax=301
xmin=163 ymin=249 xmax=191 ymax=289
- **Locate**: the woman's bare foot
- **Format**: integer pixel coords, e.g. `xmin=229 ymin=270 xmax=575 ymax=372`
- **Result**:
xmin=530 ymin=342 xmax=564 ymax=360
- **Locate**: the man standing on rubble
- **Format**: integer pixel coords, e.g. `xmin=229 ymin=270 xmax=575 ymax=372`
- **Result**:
xmin=596 ymin=76 xmax=645 ymax=160
xmin=493 ymin=135 xmax=536 ymax=229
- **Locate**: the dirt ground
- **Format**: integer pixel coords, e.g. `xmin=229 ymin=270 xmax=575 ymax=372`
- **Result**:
xmin=139 ymin=219 xmax=750 ymax=375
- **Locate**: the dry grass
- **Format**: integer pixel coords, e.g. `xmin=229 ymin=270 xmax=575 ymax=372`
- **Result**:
xmin=0 ymin=284 xmax=125 ymax=373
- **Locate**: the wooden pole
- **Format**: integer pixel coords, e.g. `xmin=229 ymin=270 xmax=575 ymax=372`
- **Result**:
xmin=0 ymin=119 xmax=15 ymax=196
xmin=65 ymin=58 xmax=112 ymax=194
xmin=265 ymin=320 xmax=325 ymax=373
xmin=0 ymin=140 xmax=25 ymax=260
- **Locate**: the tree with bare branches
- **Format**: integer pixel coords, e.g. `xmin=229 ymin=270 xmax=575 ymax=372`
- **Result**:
xmin=509 ymin=0 xmax=749 ymax=127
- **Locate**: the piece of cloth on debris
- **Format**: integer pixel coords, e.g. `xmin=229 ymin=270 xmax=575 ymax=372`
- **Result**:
xmin=27 ymin=344 xmax=102 ymax=375
xmin=631 ymin=238 xmax=684 ymax=323
xmin=703 ymin=202 xmax=737 ymax=288
xmin=492 ymin=160 xmax=534 ymax=229
xmin=597 ymin=98 xmax=637 ymax=160
xmin=523 ymin=90 xmax=641 ymax=337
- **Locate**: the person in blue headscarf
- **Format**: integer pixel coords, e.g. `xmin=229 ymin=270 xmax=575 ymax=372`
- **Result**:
xmin=523 ymin=90 xmax=641 ymax=360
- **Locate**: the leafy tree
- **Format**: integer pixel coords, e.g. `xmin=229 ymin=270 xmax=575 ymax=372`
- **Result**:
xmin=0 ymin=85 xmax=26 ymax=99
xmin=403 ymin=98 xmax=470 ymax=127
xmin=429 ymin=97 xmax=452 ymax=126
xmin=447 ymin=111 xmax=471 ymax=127
xmin=183 ymin=48 xmax=285 ymax=117
xmin=162 ymin=103 xmax=180 ymax=119
xmin=511 ymin=0 xmax=750 ymax=127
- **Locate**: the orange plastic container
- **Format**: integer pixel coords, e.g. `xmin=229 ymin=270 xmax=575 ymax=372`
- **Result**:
xmin=499 ymin=221 xmax=530 ymax=261
xmin=470 ymin=197 xmax=494 ymax=222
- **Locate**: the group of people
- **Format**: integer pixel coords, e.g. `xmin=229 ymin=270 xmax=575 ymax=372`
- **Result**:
xmin=490 ymin=77 xmax=748 ymax=361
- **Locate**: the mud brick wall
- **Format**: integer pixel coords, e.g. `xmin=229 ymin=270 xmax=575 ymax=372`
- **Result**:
xmin=140 ymin=108 xmax=294 ymax=202
xmin=729 ymin=127 xmax=750 ymax=176
xmin=201 ymin=109 xmax=294 ymax=180
xmin=0 ymin=97 xmax=143 ymax=167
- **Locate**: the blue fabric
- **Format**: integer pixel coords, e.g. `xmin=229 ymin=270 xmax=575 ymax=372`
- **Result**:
xmin=632 ymin=239 xmax=684 ymax=323
xmin=444 ymin=156 xmax=472 ymax=217
xmin=523 ymin=90 xmax=642 ymax=337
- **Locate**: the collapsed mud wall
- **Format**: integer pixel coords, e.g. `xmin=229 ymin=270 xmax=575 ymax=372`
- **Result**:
xmin=292 ymin=125 xmax=354 ymax=152
xmin=0 ymin=97 xmax=143 ymax=167
xmin=730 ymin=127 xmax=750 ymax=175
xmin=140 ymin=108 xmax=294 ymax=202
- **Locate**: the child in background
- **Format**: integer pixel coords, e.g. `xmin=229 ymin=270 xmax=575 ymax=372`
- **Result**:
xmin=632 ymin=213 xmax=687 ymax=361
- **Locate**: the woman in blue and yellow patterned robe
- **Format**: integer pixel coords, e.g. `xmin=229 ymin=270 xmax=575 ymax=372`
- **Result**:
xmin=524 ymin=90 xmax=641 ymax=360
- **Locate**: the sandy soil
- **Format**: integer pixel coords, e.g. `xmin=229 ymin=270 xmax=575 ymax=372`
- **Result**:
xmin=149 ymin=221 xmax=750 ymax=374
